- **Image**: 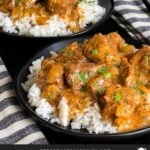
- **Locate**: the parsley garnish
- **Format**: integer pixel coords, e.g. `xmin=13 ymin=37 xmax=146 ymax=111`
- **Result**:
xmin=131 ymin=84 xmax=142 ymax=95
xmin=66 ymin=51 xmax=73 ymax=59
xmin=97 ymin=66 xmax=108 ymax=74
xmin=103 ymin=72 xmax=111 ymax=78
xmin=91 ymin=49 xmax=98 ymax=55
xmin=47 ymin=95 xmax=51 ymax=100
xmin=148 ymin=56 xmax=150 ymax=62
xmin=97 ymin=66 xmax=112 ymax=79
xmin=114 ymin=91 xmax=122 ymax=102
xmin=121 ymin=41 xmax=128 ymax=47
xmin=78 ymin=71 xmax=87 ymax=83
xmin=15 ymin=0 xmax=21 ymax=5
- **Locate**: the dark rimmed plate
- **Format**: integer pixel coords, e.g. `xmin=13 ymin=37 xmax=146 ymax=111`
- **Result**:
xmin=0 ymin=0 xmax=113 ymax=38
xmin=15 ymin=36 xmax=150 ymax=140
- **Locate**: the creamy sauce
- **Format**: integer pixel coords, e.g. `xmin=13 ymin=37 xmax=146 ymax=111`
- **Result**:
xmin=0 ymin=0 xmax=85 ymax=32
xmin=36 ymin=32 xmax=150 ymax=133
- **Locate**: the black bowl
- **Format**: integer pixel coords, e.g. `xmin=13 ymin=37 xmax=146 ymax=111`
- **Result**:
xmin=15 ymin=36 xmax=150 ymax=140
xmin=0 ymin=0 xmax=113 ymax=38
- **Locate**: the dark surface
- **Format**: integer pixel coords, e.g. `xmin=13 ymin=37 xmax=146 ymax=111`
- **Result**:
xmin=0 ymin=17 xmax=150 ymax=144
xmin=0 ymin=0 xmax=113 ymax=38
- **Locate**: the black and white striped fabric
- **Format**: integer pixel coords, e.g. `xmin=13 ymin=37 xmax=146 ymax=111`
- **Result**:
xmin=112 ymin=0 xmax=150 ymax=42
xmin=0 ymin=58 xmax=48 ymax=144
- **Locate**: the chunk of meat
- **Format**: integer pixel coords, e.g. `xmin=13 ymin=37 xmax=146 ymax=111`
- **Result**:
xmin=87 ymin=65 xmax=120 ymax=97
xmin=115 ymin=103 xmax=150 ymax=132
xmin=46 ymin=63 xmax=64 ymax=85
xmin=47 ymin=0 xmax=80 ymax=32
xmin=58 ymin=89 xmax=93 ymax=119
xmin=55 ymin=42 xmax=87 ymax=63
xmin=65 ymin=62 xmax=101 ymax=89
xmin=36 ymin=57 xmax=55 ymax=89
xmin=0 ymin=0 xmax=15 ymax=13
xmin=106 ymin=32 xmax=136 ymax=57
xmin=101 ymin=85 xmax=140 ymax=121
xmin=125 ymin=45 xmax=150 ymax=87
xmin=41 ymin=84 xmax=61 ymax=104
xmin=37 ymin=59 xmax=64 ymax=90
xmin=100 ymin=84 xmax=150 ymax=132
xmin=82 ymin=33 xmax=121 ymax=65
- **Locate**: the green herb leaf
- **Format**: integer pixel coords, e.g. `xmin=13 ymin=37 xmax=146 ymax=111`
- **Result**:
xmin=148 ymin=56 xmax=150 ymax=62
xmin=66 ymin=51 xmax=73 ymax=59
xmin=78 ymin=71 xmax=87 ymax=83
xmin=136 ymin=80 xmax=143 ymax=86
xmin=15 ymin=0 xmax=20 ymax=5
xmin=114 ymin=91 xmax=122 ymax=102
xmin=131 ymin=84 xmax=142 ymax=95
xmin=97 ymin=66 xmax=108 ymax=74
xmin=104 ymin=72 xmax=111 ymax=78
xmin=91 ymin=49 xmax=98 ymax=55
xmin=47 ymin=95 xmax=51 ymax=100
xmin=121 ymin=41 xmax=128 ymax=47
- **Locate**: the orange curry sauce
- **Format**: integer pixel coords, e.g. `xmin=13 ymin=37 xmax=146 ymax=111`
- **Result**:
xmin=0 ymin=0 xmax=84 ymax=32
xmin=36 ymin=32 xmax=150 ymax=133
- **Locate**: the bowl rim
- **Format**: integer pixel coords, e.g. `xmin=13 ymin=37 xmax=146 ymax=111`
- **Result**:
xmin=0 ymin=0 xmax=114 ymax=39
xmin=15 ymin=35 xmax=150 ymax=140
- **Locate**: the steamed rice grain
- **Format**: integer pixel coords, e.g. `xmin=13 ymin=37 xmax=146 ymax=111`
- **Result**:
xmin=0 ymin=0 xmax=105 ymax=37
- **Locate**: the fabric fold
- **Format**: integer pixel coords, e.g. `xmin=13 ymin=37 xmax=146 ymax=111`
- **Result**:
xmin=0 ymin=58 xmax=48 ymax=144
xmin=112 ymin=0 xmax=150 ymax=43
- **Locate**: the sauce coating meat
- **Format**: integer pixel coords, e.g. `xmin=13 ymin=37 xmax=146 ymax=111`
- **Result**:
xmin=0 ymin=0 xmax=99 ymax=32
xmin=36 ymin=32 xmax=150 ymax=133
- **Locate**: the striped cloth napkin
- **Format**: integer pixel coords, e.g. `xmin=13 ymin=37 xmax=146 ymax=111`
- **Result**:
xmin=0 ymin=58 xmax=48 ymax=144
xmin=112 ymin=0 xmax=150 ymax=43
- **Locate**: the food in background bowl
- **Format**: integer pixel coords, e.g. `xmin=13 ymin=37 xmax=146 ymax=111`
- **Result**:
xmin=0 ymin=0 xmax=105 ymax=37
xmin=22 ymin=32 xmax=150 ymax=134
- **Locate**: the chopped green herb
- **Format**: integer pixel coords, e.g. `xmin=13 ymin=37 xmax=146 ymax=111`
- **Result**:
xmin=145 ymin=56 xmax=150 ymax=63
xmin=15 ymin=0 xmax=20 ymax=5
xmin=104 ymin=72 xmax=111 ymax=79
xmin=47 ymin=95 xmax=51 ymax=100
xmin=131 ymin=84 xmax=142 ymax=95
xmin=88 ymin=71 xmax=94 ymax=77
xmin=97 ymin=66 xmax=108 ymax=74
xmin=136 ymin=80 xmax=143 ymax=86
xmin=114 ymin=91 xmax=122 ymax=102
xmin=78 ymin=71 xmax=87 ymax=83
xmin=66 ymin=51 xmax=73 ymax=59
xmin=148 ymin=56 xmax=150 ymax=62
xmin=98 ymin=66 xmax=112 ymax=79
xmin=76 ymin=0 xmax=82 ymax=5
xmin=91 ymin=49 xmax=98 ymax=55
xmin=121 ymin=41 xmax=128 ymax=47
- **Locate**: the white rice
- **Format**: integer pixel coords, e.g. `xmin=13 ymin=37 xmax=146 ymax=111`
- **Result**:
xmin=22 ymin=56 xmax=117 ymax=134
xmin=0 ymin=0 xmax=105 ymax=37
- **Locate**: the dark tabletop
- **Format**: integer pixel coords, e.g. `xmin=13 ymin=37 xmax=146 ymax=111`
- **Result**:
xmin=0 ymin=17 xmax=149 ymax=144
